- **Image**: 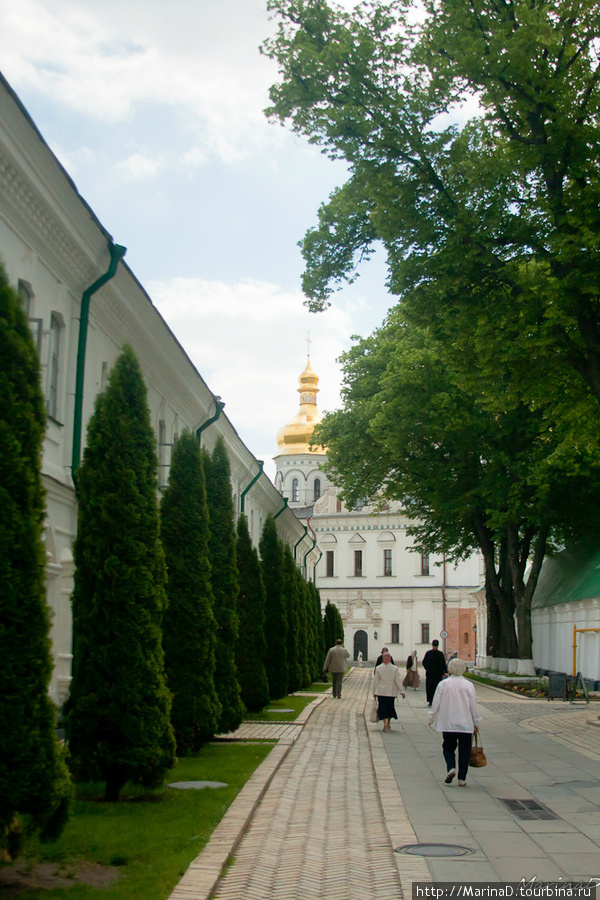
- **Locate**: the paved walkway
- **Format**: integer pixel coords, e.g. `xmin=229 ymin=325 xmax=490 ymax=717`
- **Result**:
xmin=170 ymin=669 xmax=600 ymax=900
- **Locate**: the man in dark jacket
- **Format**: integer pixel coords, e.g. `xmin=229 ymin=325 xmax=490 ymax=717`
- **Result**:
xmin=422 ymin=639 xmax=447 ymax=706
xmin=323 ymin=639 xmax=350 ymax=699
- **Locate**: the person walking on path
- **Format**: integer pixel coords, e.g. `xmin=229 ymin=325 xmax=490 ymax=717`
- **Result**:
xmin=403 ymin=649 xmax=420 ymax=690
xmin=357 ymin=650 xmax=363 ymax=667
xmin=422 ymin=639 xmax=447 ymax=706
xmin=373 ymin=651 xmax=405 ymax=731
xmin=375 ymin=646 xmax=394 ymax=667
xmin=428 ymin=657 xmax=481 ymax=786
xmin=323 ymin=638 xmax=350 ymax=698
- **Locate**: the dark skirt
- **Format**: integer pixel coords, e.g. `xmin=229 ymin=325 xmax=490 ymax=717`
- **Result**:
xmin=376 ymin=695 xmax=397 ymax=721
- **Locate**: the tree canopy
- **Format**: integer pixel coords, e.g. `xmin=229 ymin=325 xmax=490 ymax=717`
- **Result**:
xmin=264 ymin=0 xmax=600 ymax=408
xmin=315 ymin=310 xmax=600 ymax=658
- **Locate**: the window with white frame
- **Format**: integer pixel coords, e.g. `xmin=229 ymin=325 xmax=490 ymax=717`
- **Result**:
xmin=314 ymin=478 xmax=321 ymax=501
xmin=292 ymin=478 xmax=299 ymax=502
xmin=47 ymin=313 xmax=61 ymax=419
xmin=354 ymin=549 xmax=363 ymax=577
xmin=420 ymin=553 xmax=430 ymax=576
xmin=383 ymin=548 xmax=392 ymax=576
xmin=391 ymin=623 xmax=399 ymax=643
xmin=326 ymin=550 xmax=334 ymax=577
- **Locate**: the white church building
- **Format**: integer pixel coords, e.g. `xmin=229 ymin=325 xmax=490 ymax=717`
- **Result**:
xmin=274 ymin=357 xmax=485 ymax=666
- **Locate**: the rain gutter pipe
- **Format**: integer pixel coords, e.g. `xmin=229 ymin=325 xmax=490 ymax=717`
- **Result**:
xmin=273 ymin=497 xmax=288 ymax=520
xmin=196 ymin=397 xmax=225 ymax=444
xmin=293 ymin=527 xmax=308 ymax=561
xmin=312 ymin=551 xmax=322 ymax=584
xmin=303 ymin=537 xmax=316 ymax=576
xmin=240 ymin=460 xmax=263 ymax=514
xmin=71 ymin=241 xmax=126 ymax=488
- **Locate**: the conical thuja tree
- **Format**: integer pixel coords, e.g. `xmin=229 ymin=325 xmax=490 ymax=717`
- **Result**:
xmin=282 ymin=545 xmax=302 ymax=693
xmin=161 ymin=432 xmax=221 ymax=752
xmin=0 ymin=264 xmax=71 ymax=855
xmin=310 ymin=582 xmax=326 ymax=681
xmin=296 ymin=574 xmax=312 ymax=688
xmin=323 ymin=600 xmax=344 ymax=651
xmin=235 ymin=514 xmax=269 ymax=712
xmin=260 ymin=515 xmax=288 ymax=700
xmin=204 ymin=436 xmax=244 ymax=732
xmin=65 ymin=345 xmax=175 ymax=801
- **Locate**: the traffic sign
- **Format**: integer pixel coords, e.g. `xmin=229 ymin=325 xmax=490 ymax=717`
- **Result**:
xmin=440 ymin=630 xmax=448 ymax=639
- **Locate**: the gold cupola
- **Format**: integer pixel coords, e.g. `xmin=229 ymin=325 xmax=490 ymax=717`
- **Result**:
xmin=276 ymin=357 xmax=324 ymax=455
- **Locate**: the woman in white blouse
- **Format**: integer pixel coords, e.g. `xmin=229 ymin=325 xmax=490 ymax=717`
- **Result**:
xmin=428 ymin=657 xmax=481 ymax=786
xmin=373 ymin=651 xmax=405 ymax=731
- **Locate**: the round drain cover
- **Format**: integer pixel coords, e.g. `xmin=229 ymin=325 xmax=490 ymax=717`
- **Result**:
xmin=167 ymin=781 xmax=228 ymax=790
xmin=395 ymin=843 xmax=474 ymax=857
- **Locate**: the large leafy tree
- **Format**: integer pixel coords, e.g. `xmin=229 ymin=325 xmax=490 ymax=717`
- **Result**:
xmin=204 ymin=437 xmax=244 ymax=733
xmin=0 ymin=265 xmax=71 ymax=854
xmin=161 ymin=432 xmax=221 ymax=752
xmin=263 ymin=0 xmax=600 ymax=410
xmin=65 ymin=346 xmax=176 ymax=801
xmin=315 ymin=311 xmax=600 ymax=658
xmin=235 ymin=515 xmax=270 ymax=712
xmin=260 ymin=516 xmax=288 ymax=699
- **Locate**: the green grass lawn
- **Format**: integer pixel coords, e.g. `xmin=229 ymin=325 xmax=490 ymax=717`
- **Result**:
xmin=1 ymin=742 xmax=274 ymax=900
xmin=243 ymin=694 xmax=316 ymax=721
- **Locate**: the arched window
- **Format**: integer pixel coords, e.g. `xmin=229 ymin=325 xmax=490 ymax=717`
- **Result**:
xmin=313 ymin=478 xmax=321 ymax=501
xmin=292 ymin=478 xmax=299 ymax=502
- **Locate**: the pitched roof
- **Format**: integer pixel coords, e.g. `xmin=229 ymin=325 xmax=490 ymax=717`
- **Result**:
xmin=532 ymin=535 xmax=600 ymax=608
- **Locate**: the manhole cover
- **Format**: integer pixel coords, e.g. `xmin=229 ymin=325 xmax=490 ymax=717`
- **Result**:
xmin=395 ymin=844 xmax=475 ymax=857
xmin=167 ymin=781 xmax=228 ymax=790
xmin=499 ymin=798 xmax=558 ymax=820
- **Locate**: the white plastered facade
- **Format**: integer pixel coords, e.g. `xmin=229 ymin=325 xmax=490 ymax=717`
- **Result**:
xmin=0 ymin=74 xmax=315 ymax=705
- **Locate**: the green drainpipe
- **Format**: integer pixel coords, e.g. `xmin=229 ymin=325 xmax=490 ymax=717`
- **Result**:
xmin=240 ymin=460 xmax=263 ymax=514
xmin=303 ymin=536 xmax=316 ymax=576
xmin=312 ymin=551 xmax=322 ymax=583
xmin=293 ymin=526 xmax=308 ymax=561
xmin=196 ymin=397 xmax=225 ymax=444
xmin=71 ymin=241 xmax=126 ymax=487
xmin=273 ymin=497 xmax=288 ymax=520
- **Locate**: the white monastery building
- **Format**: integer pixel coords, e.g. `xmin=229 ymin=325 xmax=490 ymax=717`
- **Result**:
xmin=0 ymin=72 xmax=316 ymax=705
xmin=274 ymin=357 xmax=485 ymax=665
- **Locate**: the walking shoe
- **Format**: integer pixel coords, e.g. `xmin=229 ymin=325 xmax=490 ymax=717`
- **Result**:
xmin=458 ymin=779 xmax=466 ymax=786
xmin=444 ymin=769 xmax=456 ymax=784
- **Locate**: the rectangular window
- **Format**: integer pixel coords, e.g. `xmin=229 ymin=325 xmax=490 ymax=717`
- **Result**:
xmin=354 ymin=550 xmax=362 ymax=577
xmin=326 ymin=550 xmax=334 ymax=578
xmin=158 ymin=420 xmax=167 ymax=486
xmin=47 ymin=313 xmax=61 ymax=419
xmin=391 ymin=623 xmax=399 ymax=643
xmin=421 ymin=623 xmax=430 ymax=644
xmin=383 ymin=548 xmax=392 ymax=576
xmin=420 ymin=553 xmax=430 ymax=576
xmin=336 ymin=498 xmax=342 ymax=512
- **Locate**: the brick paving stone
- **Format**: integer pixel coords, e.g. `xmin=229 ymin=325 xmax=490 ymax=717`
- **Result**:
xmin=210 ymin=669 xmax=405 ymax=900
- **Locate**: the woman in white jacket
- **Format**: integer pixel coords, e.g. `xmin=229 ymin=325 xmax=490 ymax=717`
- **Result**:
xmin=428 ymin=657 xmax=481 ymax=786
xmin=373 ymin=651 xmax=405 ymax=731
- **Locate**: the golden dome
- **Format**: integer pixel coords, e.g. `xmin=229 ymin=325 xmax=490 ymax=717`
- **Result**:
xmin=276 ymin=358 xmax=325 ymax=455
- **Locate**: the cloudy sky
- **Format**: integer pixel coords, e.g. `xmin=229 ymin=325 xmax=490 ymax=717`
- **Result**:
xmin=0 ymin=0 xmax=394 ymax=478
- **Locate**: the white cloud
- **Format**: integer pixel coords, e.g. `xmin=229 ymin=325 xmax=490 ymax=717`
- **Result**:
xmin=115 ymin=151 xmax=164 ymax=181
xmin=0 ymin=0 xmax=282 ymax=163
xmin=148 ymin=276 xmax=351 ymax=471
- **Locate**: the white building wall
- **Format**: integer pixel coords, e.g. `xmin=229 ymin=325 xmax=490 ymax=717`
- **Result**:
xmin=532 ymin=600 xmax=600 ymax=682
xmin=0 ymin=74 xmax=313 ymax=704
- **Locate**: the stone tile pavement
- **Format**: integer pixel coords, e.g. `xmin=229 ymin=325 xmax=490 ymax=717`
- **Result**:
xmin=169 ymin=669 xmax=600 ymax=900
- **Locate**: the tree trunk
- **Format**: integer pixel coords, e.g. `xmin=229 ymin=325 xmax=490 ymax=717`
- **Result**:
xmin=104 ymin=771 xmax=125 ymax=803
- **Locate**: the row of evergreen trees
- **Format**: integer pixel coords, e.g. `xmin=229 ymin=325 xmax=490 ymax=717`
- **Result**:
xmin=1 ymin=274 xmax=329 ymax=854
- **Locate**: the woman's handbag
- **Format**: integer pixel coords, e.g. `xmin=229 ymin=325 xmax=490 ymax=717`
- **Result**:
xmin=469 ymin=732 xmax=487 ymax=767
xmin=369 ymin=698 xmax=379 ymax=723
